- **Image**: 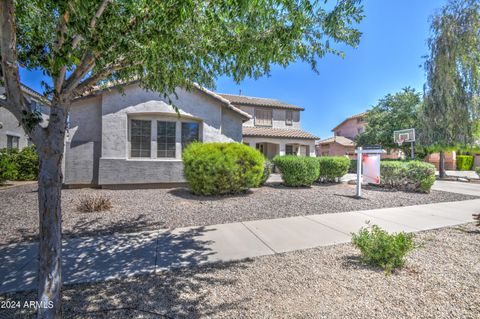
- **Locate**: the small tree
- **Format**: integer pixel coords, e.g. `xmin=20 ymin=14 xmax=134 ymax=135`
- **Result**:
xmin=420 ymin=0 xmax=480 ymax=177
xmin=0 ymin=0 xmax=364 ymax=317
xmin=356 ymin=87 xmax=421 ymax=156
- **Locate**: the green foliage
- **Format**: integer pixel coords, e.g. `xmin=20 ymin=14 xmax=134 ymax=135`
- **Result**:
xmin=0 ymin=146 xmax=39 ymax=181
xmin=456 ymin=155 xmax=474 ymax=170
xmin=273 ymin=155 xmax=319 ymax=187
xmin=352 ymin=224 xmax=416 ymax=274
xmin=0 ymin=152 xmax=16 ymax=184
xmin=317 ymin=156 xmax=350 ymax=182
xmin=380 ymin=160 xmax=436 ymax=193
xmin=257 ymin=158 xmax=273 ymax=187
xmin=14 ymin=0 xmax=364 ymax=97
xmin=182 ymin=142 xmax=264 ymax=195
xmin=476 ymin=166 xmax=480 ymax=177
xmin=420 ymin=0 xmax=480 ymax=150
xmin=356 ymin=87 xmax=422 ymax=152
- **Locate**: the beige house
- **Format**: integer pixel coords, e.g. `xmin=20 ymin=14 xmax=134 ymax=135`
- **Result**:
xmin=316 ymin=136 xmax=355 ymax=158
xmin=219 ymin=94 xmax=319 ymax=159
xmin=332 ymin=112 xmax=367 ymax=140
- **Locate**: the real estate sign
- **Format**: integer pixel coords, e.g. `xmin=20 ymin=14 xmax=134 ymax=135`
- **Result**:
xmin=362 ymin=153 xmax=381 ymax=184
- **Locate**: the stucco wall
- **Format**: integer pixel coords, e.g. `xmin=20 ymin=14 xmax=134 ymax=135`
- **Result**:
xmin=65 ymin=83 xmax=245 ymax=186
xmin=239 ymin=105 xmax=300 ymax=129
xmin=333 ymin=118 xmax=366 ymax=140
xmin=317 ymin=142 xmax=355 ymax=157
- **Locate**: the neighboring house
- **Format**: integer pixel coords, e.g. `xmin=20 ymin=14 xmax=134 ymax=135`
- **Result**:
xmin=316 ymin=136 xmax=355 ymax=158
xmin=219 ymin=94 xmax=318 ymax=158
xmin=64 ymin=82 xmax=250 ymax=187
xmin=0 ymin=85 xmax=50 ymax=149
xmin=332 ymin=112 xmax=367 ymax=140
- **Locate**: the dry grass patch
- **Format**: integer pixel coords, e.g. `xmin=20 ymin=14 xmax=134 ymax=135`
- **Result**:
xmin=76 ymin=194 xmax=113 ymax=213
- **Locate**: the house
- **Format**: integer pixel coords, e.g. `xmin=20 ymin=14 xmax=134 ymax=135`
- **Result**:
xmin=219 ymin=94 xmax=318 ymax=158
xmin=64 ymin=82 xmax=251 ymax=187
xmin=316 ymin=112 xmax=366 ymax=158
xmin=332 ymin=112 xmax=367 ymax=140
xmin=316 ymin=136 xmax=355 ymax=157
xmin=0 ymin=85 xmax=50 ymax=149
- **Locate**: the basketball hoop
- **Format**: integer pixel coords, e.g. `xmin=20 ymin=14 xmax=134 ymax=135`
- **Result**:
xmin=394 ymin=128 xmax=416 ymax=159
xmin=397 ymin=136 xmax=406 ymax=147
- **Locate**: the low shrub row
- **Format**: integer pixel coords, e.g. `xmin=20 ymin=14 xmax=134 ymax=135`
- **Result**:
xmin=273 ymin=155 xmax=350 ymax=186
xmin=273 ymin=155 xmax=320 ymax=186
xmin=380 ymin=160 xmax=435 ymax=193
xmin=0 ymin=146 xmax=39 ymax=184
xmin=456 ymin=155 xmax=474 ymax=171
xmin=182 ymin=142 xmax=264 ymax=195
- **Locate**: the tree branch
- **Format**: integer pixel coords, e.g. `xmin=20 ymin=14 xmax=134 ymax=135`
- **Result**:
xmin=61 ymin=50 xmax=96 ymax=97
xmin=72 ymin=0 xmax=111 ymax=49
xmin=0 ymin=0 xmax=26 ymax=114
xmin=53 ymin=10 xmax=70 ymax=94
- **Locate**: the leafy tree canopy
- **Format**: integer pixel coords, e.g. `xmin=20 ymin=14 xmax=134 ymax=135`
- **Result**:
xmin=356 ymin=87 xmax=421 ymax=152
xmin=420 ymin=0 xmax=480 ymax=149
xmin=14 ymin=0 xmax=364 ymax=100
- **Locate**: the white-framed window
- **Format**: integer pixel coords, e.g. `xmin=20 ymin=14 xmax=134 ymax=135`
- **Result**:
xmin=7 ymin=135 xmax=19 ymax=150
xmin=157 ymin=121 xmax=176 ymax=158
xmin=130 ymin=119 xmax=152 ymax=158
xmin=286 ymin=144 xmax=295 ymax=155
xmin=254 ymin=108 xmax=272 ymax=126
xmin=285 ymin=110 xmax=293 ymax=126
xmin=129 ymin=117 xmax=200 ymax=159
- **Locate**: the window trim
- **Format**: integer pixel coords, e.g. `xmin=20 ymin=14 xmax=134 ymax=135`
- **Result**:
xmin=285 ymin=110 xmax=293 ymax=126
xmin=254 ymin=108 xmax=273 ymax=127
xmin=6 ymin=134 xmax=20 ymax=150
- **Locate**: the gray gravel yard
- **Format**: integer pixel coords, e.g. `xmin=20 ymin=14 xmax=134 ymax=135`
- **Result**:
xmin=2 ymin=223 xmax=478 ymax=318
xmin=0 ymin=182 xmax=477 ymax=245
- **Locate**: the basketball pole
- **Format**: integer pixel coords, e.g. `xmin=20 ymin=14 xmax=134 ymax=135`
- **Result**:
xmin=410 ymin=141 xmax=414 ymax=160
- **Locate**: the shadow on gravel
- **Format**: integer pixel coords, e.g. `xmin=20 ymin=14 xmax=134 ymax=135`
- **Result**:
xmin=340 ymin=255 xmax=385 ymax=274
xmin=7 ymin=214 xmax=165 ymax=246
xmin=168 ymin=187 xmax=254 ymax=201
xmin=2 ymin=245 xmax=253 ymax=318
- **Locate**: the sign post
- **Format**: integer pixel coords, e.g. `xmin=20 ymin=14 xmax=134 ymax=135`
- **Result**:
xmin=355 ymin=146 xmax=386 ymax=198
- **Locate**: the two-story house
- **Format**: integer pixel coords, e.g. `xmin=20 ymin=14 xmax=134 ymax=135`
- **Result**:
xmin=0 ymin=84 xmax=50 ymax=149
xmin=219 ymin=94 xmax=318 ymax=159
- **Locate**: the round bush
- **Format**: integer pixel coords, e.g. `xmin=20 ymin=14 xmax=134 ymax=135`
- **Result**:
xmin=257 ymin=158 xmax=273 ymax=187
xmin=317 ymin=156 xmax=350 ymax=182
xmin=380 ymin=160 xmax=435 ymax=193
xmin=182 ymin=142 xmax=264 ymax=195
xmin=273 ymin=155 xmax=319 ymax=187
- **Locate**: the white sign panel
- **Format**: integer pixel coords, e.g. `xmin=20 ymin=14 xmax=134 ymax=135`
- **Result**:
xmin=362 ymin=154 xmax=381 ymax=184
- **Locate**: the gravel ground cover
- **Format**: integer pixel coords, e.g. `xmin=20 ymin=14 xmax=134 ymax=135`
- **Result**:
xmin=1 ymin=223 xmax=478 ymax=318
xmin=0 ymin=182 xmax=477 ymax=245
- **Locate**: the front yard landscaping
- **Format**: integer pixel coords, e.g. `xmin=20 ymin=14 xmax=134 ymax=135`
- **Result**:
xmin=2 ymin=223 xmax=478 ymax=318
xmin=0 ymin=182 xmax=476 ymax=245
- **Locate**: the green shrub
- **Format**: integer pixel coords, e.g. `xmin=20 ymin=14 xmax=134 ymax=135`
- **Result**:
xmin=257 ymin=159 xmax=273 ymax=186
xmin=349 ymin=159 xmax=358 ymax=173
xmin=380 ymin=160 xmax=435 ymax=193
xmin=182 ymin=142 xmax=264 ymax=195
xmin=0 ymin=153 xmax=16 ymax=184
xmin=0 ymin=146 xmax=39 ymax=181
xmin=352 ymin=224 xmax=416 ymax=274
xmin=273 ymin=155 xmax=319 ymax=187
xmin=317 ymin=156 xmax=350 ymax=183
xmin=456 ymin=155 xmax=474 ymax=171
xmin=476 ymin=166 xmax=480 ymax=177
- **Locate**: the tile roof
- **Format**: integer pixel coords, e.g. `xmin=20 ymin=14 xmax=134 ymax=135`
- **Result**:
xmin=218 ymin=93 xmax=304 ymax=110
xmin=243 ymin=127 xmax=319 ymax=140
xmin=317 ymin=136 xmax=354 ymax=146
xmin=331 ymin=111 xmax=367 ymax=131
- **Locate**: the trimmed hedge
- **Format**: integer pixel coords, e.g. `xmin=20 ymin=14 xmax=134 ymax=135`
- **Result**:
xmin=258 ymin=159 xmax=273 ymax=186
xmin=380 ymin=160 xmax=435 ymax=193
xmin=273 ymin=155 xmax=319 ymax=187
xmin=182 ymin=142 xmax=264 ymax=195
xmin=0 ymin=146 xmax=39 ymax=182
xmin=456 ymin=155 xmax=474 ymax=171
xmin=317 ymin=156 xmax=350 ymax=182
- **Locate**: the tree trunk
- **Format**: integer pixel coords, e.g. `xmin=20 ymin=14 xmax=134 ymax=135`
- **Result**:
xmin=439 ymin=151 xmax=446 ymax=178
xmin=36 ymin=102 xmax=68 ymax=319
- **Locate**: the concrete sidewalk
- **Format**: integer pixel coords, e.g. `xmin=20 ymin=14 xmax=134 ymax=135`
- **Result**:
xmin=1 ymin=199 xmax=478 ymax=294
xmin=432 ymin=180 xmax=480 ymax=196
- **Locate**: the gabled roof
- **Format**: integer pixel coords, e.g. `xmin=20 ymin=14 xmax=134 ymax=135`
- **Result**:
xmin=317 ymin=136 xmax=354 ymax=146
xmin=243 ymin=127 xmax=319 ymax=140
xmin=76 ymin=81 xmax=251 ymax=120
xmin=331 ymin=112 xmax=367 ymax=132
xmin=1 ymin=84 xmax=50 ymax=105
xmin=218 ymin=93 xmax=304 ymax=111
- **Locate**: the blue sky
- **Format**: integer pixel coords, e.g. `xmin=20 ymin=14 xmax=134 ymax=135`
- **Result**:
xmin=20 ymin=0 xmax=447 ymax=139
